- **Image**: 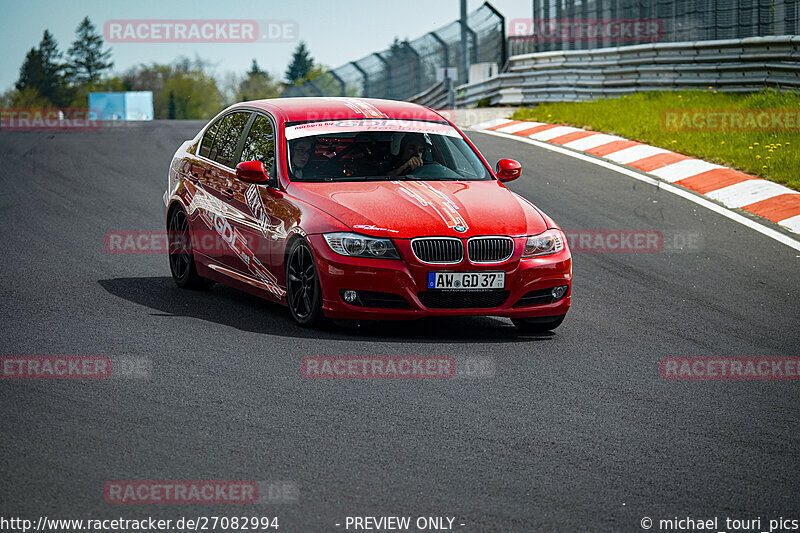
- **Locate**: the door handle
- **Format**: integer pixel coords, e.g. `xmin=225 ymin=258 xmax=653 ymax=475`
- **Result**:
xmin=221 ymin=188 xmax=235 ymax=199
xmin=188 ymin=172 xmax=200 ymax=183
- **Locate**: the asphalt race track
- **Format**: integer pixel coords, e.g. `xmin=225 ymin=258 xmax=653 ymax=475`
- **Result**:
xmin=1 ymin=122 xmax=799 ymax=531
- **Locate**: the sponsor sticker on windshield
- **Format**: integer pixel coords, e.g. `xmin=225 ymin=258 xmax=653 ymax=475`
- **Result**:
xmin=285 ymin=119 xmax=461 ymax=140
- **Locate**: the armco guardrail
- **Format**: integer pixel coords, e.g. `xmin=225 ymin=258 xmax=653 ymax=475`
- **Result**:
xmin=444 ymin=36 xmax=800 ymax=108
xmin=408 ymin=81 xmax=448 ymax=109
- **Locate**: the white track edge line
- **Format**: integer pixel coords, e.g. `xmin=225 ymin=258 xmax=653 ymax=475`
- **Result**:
xmin=473 ymin=128 xmax=800 ymax=252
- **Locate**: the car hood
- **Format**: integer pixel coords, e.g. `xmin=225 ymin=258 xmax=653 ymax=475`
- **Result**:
xmin=288 ymin=180 xmax=548 ymax=238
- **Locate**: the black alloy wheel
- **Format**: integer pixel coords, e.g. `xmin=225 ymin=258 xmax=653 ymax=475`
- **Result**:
xmin=286 ymin=238 xmax=323 ymax=326
xmin=167 ymin=207 xmax=211 ymax=289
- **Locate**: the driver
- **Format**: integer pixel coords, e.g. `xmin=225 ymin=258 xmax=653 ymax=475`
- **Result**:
xmin=387 ymin=133 xmax=428 ymax=176
xmin=289 ymin=138 xmax=315 ymax=179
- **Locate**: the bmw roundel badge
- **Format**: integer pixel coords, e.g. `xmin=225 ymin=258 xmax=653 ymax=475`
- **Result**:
xmin=453 ymin=225 xmax=467 ymax=233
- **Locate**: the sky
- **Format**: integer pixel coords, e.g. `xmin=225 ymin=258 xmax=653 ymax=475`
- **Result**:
xmin=0 ymin=0 xmax=532 ymax=92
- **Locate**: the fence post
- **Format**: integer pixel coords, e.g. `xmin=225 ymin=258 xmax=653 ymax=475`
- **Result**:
xmin=758 ymin=0 xmax=773 ymax=36
xmin=350 ymin=61 xmax=369 ymax=97
xmin=373 ymin=52 xmax=392 ymax=99
xmin=481 ymin=1 xmax=507 ymax=68
xmin=460 ymin=0 xmax=470 ymax=84
xmin=581 ymin=0 xmax=590 ymax=51
xmin=306 ymin=79 xmax=324 ymax=97
xmin=566 ymin=0 xmax=575 ymax=51
xmin=329 ymin=70 xmax=347 ymax=97
xmin=403 ymin=42 xmax=424 ymax=95
xmin=446 ymin=77 xmax=455 ymax=109
xmin=429 ymin=31 xmax=450 ymax=70
xmin=543 ymin=0 xmax=551 ymax=52
xmin=531 ymin=0 xmax=541 ymax=54
xmin=430 ymin=31 xmax=456 ymax=107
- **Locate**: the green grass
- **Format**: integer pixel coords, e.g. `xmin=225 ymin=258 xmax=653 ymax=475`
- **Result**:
xmin=512 ymin=89 xmax=800 ymax=191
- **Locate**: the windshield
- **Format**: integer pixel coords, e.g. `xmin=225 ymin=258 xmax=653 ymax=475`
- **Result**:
xmin=284 ymin=119 xmax=492 ymax=182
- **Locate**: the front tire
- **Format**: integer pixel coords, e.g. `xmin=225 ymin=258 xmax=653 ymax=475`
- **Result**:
xmin=512 ymin=315 xmax=565 ymax=333
xmin=167 ymin=206 xmax=212 ymax=289
xmin=286 ymin=238 xmax=323 ymax=327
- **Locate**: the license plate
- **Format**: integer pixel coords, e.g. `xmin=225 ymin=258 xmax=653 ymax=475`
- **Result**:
xmin=427 ymin=271 xmax=505 ymax=290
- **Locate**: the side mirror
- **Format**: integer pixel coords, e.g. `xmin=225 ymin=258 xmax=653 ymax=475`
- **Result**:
xmin=236 ymin=160 xmax=271 ymax=185
xmin=496 ymin=159 xmax=522 ymax=182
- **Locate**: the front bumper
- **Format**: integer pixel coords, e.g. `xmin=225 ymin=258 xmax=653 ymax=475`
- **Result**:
xmin=309 ymin=234 xmax=572 ymax=320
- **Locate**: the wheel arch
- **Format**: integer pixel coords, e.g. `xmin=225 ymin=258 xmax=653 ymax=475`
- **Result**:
xmin=166 ymin=197 xmax=189 ymax=227
xmin=282 ymin=230 xmax=313 ymax=270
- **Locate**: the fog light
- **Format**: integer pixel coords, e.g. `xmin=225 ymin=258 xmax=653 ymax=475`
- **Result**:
xmin=551 ymin=285 xmax=568 ymax=300
xmin=343 ymin=290 xmax=358 ymax=303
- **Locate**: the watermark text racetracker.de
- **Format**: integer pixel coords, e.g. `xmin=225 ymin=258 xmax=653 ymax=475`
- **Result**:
xmin=104 ymin=229 xmax=272 ymax=255
xmin=1 ymin=355 xmax=150 ymax=380
xmin=104 ymin=19 xmax=298 ymax=43
xmin=661 ymin=108 xmax=800 ymax=132
xmin=660 ymin=357 xmax=800 ymax=380
xmin=301 ymin=356 xmax=495 ymax=380
xmin=104 ymin=480 xmax=298 ymax=505
xmin=509 ymin=18 xmax=663 ymax=43
xmin=1 ymin=108 xmax=101 ymax=131
xmin=564 ymin=229 xmax=703 ymax=253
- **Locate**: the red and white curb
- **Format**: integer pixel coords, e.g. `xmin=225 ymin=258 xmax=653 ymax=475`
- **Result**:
xmin=471 ymin=119 xmax=800 ymax=237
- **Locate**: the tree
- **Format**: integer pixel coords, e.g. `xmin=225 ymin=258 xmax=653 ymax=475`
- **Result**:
xmin=0 ymin=88 xmax=15 ymax=107
xmin=16 ymin=48 xmax=46 ymax=95
xmin=40 ymin=30 xmax=69 ymax=105
xmin=10 ymin=87 xmax=53 ymax=108
xmin=15 ymin=31 xmax=71 ymax=106
xmin=220 ymin=71 xmax=241 ymax=105
xmin=66 ymin=76 xmax=125 ymax=108
xmin=66 ymin=16 xmax=113 ymax=84
xmin=248 ymin=59 xmax=265 ymax=76
xmin=285 ymin=41 xmax=314 ymax=84
xmin=39 ymin=30 xmax=63 ymax=79
xmin=236 ymin=59 xmax=281 ymax=101
xmin=167 ymin=92 xmax=176 ymax=119
xmin=39 ymin=30 xmax=64 ymax=75
xmin=122 ymin=57 xmax=223 ymax=119
xmin=163 ymin=72 xmax=222 ymax=119
xmin=302 ymin=65 xmax=340 ymax=95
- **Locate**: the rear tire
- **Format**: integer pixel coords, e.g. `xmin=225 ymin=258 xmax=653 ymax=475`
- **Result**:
xmin=512 ymin=315 xmax=565 ymax=333
xmin=286 ymin=238 xmax=323 ymax=328
xmin=167 ymin=206 xmax=212 ymax=290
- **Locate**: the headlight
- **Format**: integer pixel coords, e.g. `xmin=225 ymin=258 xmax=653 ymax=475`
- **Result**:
xmin=523 ymin=229 xmax=565 ymax=257
xmin=324 ymin=232 xmax=400 ymax=259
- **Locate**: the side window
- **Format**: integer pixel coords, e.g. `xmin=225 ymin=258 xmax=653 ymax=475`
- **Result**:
xmin=240 ymin=115 xmax=275 ymax=174
xmin=213 ymin=112 xmax=251 ymax=168
xmin=199 ymin=118 xmax=221 ymax=158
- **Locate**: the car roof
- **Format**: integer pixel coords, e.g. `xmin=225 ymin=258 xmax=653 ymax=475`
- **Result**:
xmin=232 ymin=97 xmax=446 ymax=123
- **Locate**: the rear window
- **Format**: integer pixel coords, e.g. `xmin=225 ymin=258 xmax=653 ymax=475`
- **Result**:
xmin=199 ymin=118 xmax=220 ymax=158
xmin=212 ymin=112 xmax=251 ymax=168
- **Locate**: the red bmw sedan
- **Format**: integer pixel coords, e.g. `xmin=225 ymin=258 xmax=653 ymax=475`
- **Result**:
xmin=164 ymin=97 xmax=571 ymax=331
